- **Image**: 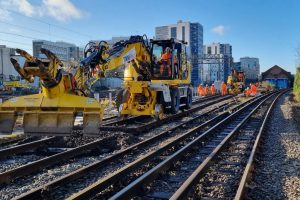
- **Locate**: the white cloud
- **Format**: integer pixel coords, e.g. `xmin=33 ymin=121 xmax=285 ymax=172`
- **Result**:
xmin=8 ymin=27 xmax=21 ymax=33
xmin=42 ymin=0 xmax=83 ymax=21
xmin=0 ymin=8 xmax=12 ymax=21
xmin=15 ymin=0 xmax=34 ymax=16
xmin=0 ymin=0 xmax=34 ymax=16
xmin=0 ymin=0 xmax=84 ymax=22
xmin=211 ymin=25 xmax=227 ymax=36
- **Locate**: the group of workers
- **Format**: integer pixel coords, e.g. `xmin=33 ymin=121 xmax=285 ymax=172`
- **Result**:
xmin=244 ymin=83 xmax=257 ymax=97
xmin=198 ymin=83 xmax=218 ymax=96
xmin=197 ymin=82 xmax=228 ymax=97
xmin=198 ymin=82 xmax=258 ymax=97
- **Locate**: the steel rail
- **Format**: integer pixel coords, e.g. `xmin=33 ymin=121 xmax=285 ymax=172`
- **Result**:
xmin=0 ymin=135 xmax=115 ymax=184
xmin=100 ymin=95 xmax=233 ymax=133
xmin=108 ymin=93 xmax=273 ymax=200
xmin=234 ymin=90 xmax=288 ymax=200
xmin=68 ymin=94 xmax=269 ymax=200
xmin=14 ymin=97 xmax=235 ymax=200
xmin=0 ymin=137 xmax=57 ymax=159
xmin=169 ymin=92 xmax=283 ymax=200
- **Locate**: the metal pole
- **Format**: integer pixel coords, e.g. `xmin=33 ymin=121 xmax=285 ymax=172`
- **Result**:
xmin=1 ymin=48 xmax=3 ymax=79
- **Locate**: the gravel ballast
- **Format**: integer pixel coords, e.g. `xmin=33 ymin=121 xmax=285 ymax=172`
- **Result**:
xmin=247 ymin=93 xmax=300 ymax=199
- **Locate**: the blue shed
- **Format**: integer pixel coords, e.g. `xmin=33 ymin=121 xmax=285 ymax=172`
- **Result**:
xmin=261 ymin=65 xmax=292 ymax=89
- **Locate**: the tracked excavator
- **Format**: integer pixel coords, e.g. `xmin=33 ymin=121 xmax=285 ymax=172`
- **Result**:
xmin=81 ymin=35 xmax=192 ymax=119
xmin=0 ymin=35 xmax=192 ymax=136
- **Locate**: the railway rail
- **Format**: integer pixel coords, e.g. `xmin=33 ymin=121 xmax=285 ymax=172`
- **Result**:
xmin=100 ymin=95 xmax=233 ymax=133
xmin=106 ymin=91 xmax=284 ymax=200
xmin=1 ymin=91 xmax=284 ymax=200
xmin=0 ymin=95 xmax=233 ymax=188
xmin=9 ymin=94 xmax=241 ymax=199
xmin=58 ymin=91 xmax=281 ymax=200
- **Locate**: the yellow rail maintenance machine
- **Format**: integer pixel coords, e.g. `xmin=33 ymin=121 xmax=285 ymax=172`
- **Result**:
xmin=0 ymin=35 xmax=192 ymax=136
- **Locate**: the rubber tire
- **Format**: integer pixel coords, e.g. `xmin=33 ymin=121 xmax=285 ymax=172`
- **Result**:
xmin=170 ymin=88 xmax=180 ymax=114
xmin=185 ymin=87 xmax=193 ymax=109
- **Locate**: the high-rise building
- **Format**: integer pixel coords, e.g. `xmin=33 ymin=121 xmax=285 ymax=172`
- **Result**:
xmin=33 ymin=40 xmax=82 ymax=61
xmin=155 ymin=20 xmax=203 ymax=85
xmin=202 ymin=43 xmax=233 ymax=83
xmin=0 ymin=45 xmax=22 ymax=81
xmin=239 ymin=57 xmax=260 ymax=81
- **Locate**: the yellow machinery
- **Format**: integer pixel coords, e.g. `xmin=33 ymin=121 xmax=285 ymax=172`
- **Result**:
xmin=0 ymin=48 xmax=103 ymax=135
xmin=3 ymin=80 xmax=29 ymax=91
xmin=227 ymin=70 xmax=245 ymax=94
xmin=81 ymin=35 xmax=192 ymax=119
xmin=0 ymin=35 xmax=192 ymax=136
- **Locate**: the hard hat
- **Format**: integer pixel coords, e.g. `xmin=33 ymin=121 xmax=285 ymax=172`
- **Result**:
xmin=212 ymin=84 xmax=214 ymax=85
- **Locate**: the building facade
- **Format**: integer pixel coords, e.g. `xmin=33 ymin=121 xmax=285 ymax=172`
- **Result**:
xmin=261 ymin=65 xmax=292 ymax=89
xmin=0 ymin=45 xmax=22 ymax=81
xmin=202 ymin=43 xmax=232 ymax=83
xmin=33 ymin=40 xmax=82 ymax=61
xmin=155 ymin=20 xmax=203 ymax=85
xmin=239 ymin=57 xmax=260 ymax=82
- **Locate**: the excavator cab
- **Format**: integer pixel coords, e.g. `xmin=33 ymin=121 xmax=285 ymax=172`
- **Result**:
xmin=150 ymin=39 xmax=188 ymax=81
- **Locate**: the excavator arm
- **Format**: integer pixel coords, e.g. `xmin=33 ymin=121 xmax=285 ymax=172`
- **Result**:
xmin=80 ymin=35 xmax=152 ymax=82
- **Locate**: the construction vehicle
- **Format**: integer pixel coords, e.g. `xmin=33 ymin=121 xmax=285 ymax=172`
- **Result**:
xmin=227 ymin=69 xmax=245 ymax=94
xmin=0 ymin=48 xmax=103 ymax=135
xmin=81 ymin=35 xmax=192 ymax=119
xmin=0 ymin=35 xmax=192 ymax=136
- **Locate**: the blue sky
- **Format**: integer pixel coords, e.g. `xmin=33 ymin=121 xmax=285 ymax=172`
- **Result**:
xmin=0 ymin=0 xmax=299 ymax=73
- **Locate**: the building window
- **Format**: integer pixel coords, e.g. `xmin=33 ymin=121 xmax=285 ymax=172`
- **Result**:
xmin=215 ymin=46 xmax=217 ymax=54
xmin=208 ymin=47 xmax=211 ymax=54
xmin=171 ymin=27 xmax=177 ymax=39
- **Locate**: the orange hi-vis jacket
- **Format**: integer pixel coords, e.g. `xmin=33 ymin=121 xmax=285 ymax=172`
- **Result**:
xmin=205 ymin=86 xmax=210 ymax=95
xmin=198 ymin=85 xmax=205 ymax=96
xmin=251 ymin=84 xmax=257 ymax=95
xmin=211 ymin=85 xmax=216 ymax=95
xmin=160 ymin=53 xmax=171 ymax=76
xmin=221 ymin=83 xmax=227 ymax=95
xmin=245 ymin=88 xmax=251 ymax=97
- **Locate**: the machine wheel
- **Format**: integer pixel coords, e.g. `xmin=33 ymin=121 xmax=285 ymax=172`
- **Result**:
xmin=185 ymin=87 xmax=193 ymax=109
xmin=170 ymin=88 xmax=180 ymax=114
xmin=115 ymin=89 xmax=129 ymax=112
xmin=154 ymin=104 xmax=164 ymax=120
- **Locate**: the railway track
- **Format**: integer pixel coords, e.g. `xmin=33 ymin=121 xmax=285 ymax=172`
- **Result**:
xmin=55 ymin=91 xmax=281 ymax=200
xmin=7 ymin=94 xmax=242 ymax=199
xmin=105 ymin=91 xmax=284 ymax=200
xmin=0 ymin=95 xmax=233 ymax=188
xmin=100 ymin=95 xmax=233 ymax=133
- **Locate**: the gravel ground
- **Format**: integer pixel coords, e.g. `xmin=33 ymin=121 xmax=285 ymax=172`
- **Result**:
xmin=247 ymin=92 xmax=300 ymax=200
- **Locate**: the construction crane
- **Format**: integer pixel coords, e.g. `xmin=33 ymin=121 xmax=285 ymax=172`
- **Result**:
xmin=81 ymin=35 xmax=192 ymax=119
xmin=0 ymin=48 xmax=103 ymax=135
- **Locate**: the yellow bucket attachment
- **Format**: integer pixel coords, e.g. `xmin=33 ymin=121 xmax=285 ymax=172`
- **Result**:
xmin=83 ymin=112 xmax=102 ymax=135
xmin=0 ymin=111 xmax=17 ymax=134
xmin=23 ymin=111 xmax=75 ymax=136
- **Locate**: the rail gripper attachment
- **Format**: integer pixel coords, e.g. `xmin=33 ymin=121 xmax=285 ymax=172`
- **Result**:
xmin=83 ymin=111 xmax=102 ymax=135
xmin=0 ymin=111 xmax=17 ymax=134
xmin=23 ymin=111 xmax=75 ymax=135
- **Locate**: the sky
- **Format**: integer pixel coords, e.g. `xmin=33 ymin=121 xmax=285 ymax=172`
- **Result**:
xmin=0 ymin=0 xmax=299 ymax=74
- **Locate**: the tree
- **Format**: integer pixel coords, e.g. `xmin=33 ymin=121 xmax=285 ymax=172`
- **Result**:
xmin=294 ymin=46 xmax=300 ymax=102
